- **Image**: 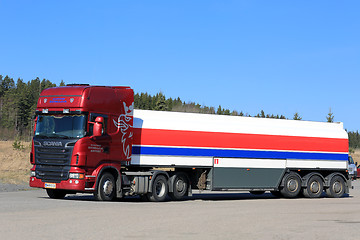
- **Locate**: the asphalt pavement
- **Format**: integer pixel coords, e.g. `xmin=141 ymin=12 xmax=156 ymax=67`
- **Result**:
xmin=1 ymin=181 xmax=360 ymax=240
xmin=0 ymin=181 xmax=32 ymax=192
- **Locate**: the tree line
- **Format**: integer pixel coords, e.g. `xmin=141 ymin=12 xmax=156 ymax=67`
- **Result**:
xmin=0 ymin=75 xmax=64 ymax=140
xmin=134 ymin=92 xmax=287 ymax=118
xmin=1 ymin=74 xmax=359 ymax=150
xmin=349 ymin=131 xmax=360 ymax=150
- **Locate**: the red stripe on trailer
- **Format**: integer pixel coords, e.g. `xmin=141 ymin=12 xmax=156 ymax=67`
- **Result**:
xmin=133 ymin=128 xmax=348 ymax=153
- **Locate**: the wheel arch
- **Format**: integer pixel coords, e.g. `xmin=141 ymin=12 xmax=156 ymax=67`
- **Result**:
xmin=168 ymin=171 xmax=191 ymax=193
xmin=148 ymin=170 xmax=169 ymax=193
xmin=94 ymin=166 xmax=122 ymax=197
xmin=301 ymin=172 xmax=325 ymax=188
xmin=279 ymin=171 xmax=302 ymax=187
xmin=324 ymin=172 xmax=347 ymax=188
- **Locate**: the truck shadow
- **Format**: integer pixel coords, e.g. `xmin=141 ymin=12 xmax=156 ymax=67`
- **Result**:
xmin=47 ymin=192 xmax=351 ymax=202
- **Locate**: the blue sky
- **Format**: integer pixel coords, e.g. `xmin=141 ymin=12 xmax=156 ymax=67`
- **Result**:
xmin=1 ymin=1 xmax=359 ymax=131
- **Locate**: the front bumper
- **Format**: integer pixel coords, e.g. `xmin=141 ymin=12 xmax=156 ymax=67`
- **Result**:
xmin=29 ymin=177 xmax=90 ymax=192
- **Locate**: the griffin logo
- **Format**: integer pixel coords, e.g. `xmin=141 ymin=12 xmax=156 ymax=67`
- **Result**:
xmin=113 ymin=102 xmax=134 ymax=159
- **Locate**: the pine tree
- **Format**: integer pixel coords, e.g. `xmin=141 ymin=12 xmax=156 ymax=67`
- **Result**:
xmin=326 ymin=108 xmax=334 ymax=123
xmin=260 ymin=110 xmax=265 ymax=118
xmin=224 ymin=109 xmax=231 ymax=115
xmin=293 ymin=112 xmax=302 ymax=120
xmin=154 ymin=92 xmax=167 ymax=111
xmin=217 ymin=105 xmax=223 ymax=115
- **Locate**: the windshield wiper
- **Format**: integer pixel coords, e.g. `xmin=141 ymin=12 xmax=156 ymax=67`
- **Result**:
xmin=49 ymin=133 xmax=70 ymax=139
xmin=35 ymin=133 xmax=70 ymax=139
xmin=35 ymin=134 xmax=50 ymax=139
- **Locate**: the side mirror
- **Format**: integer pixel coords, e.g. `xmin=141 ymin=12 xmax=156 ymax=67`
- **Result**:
xmin=93 ymin=116 xmax=104 ymax=137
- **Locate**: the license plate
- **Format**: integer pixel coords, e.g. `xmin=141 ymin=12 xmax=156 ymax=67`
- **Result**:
xmin=44 ymin=183 xmax=56 ymax=189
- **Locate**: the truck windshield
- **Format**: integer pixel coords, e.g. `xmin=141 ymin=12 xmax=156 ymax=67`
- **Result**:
xmin=35 ymin=115 xmax=86 ymax=139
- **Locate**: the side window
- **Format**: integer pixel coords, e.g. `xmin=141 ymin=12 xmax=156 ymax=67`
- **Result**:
xmin=88 ymin=113 xmax=108 ymax=136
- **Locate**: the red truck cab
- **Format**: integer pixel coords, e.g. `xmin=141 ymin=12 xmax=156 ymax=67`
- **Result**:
xmin=29 ymin=85 xmax=134 ymax=200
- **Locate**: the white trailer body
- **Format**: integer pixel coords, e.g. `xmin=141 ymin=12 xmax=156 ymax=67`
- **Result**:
xmin=131 ymin=110 xmax=349 ymax=192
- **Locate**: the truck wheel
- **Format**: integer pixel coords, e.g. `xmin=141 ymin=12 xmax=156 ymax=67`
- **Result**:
xmin=303 ymin=175 xmax=323 ymax=198
xmin=147 ymin=175 xmax=168 ymax=202
xmin=46 ymin=189 xmax=67 ymax=199
xmin=94 ymin=172 xmax=116 ymax=201
xmin=326 ymin=175 xmax=345 ymax=198
xmin=280 ymin=172 xmax=301 ymax=198
xmin=169 ymin=173 xmax=188 ymax=200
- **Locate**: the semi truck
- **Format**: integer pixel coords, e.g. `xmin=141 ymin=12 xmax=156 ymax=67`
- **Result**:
xmin=29 ymin=85 xmax=351 ymax=201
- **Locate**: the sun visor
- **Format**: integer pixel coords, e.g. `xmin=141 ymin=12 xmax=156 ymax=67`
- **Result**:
xmin=38 ymin=96 xmax=82 ymax=108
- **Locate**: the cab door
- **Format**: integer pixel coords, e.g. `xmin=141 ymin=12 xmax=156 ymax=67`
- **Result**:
xmin=86 ymin=113 xmax=110 ymax=167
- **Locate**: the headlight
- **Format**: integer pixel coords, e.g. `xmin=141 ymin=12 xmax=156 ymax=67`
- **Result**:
xmin=69 ymin=173 xmax=84 ymax=179
xmin=30 ymin=171 xmax=36 ymax=177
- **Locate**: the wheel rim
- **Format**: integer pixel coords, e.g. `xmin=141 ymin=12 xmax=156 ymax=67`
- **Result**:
xmin=287 ymin=178 xmax=299 ymax=192
xmin=155 ymin=181 xmax=165 ymax=197
xmin=175 ymin=179 xmax=185 ymax=192
xmin=310 ymin=181 xmax=320 ymax=194
xmin=333 ymin=181 xmax=342 ymax=194
xmin=103 ymin=179 xmax=114 ymax=196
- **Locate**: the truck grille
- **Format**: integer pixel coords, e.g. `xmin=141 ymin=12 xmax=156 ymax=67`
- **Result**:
xmin=37 ymin=147 xmax=70 ymax=165
xmin=34 ymin=141 xmax=75 ymax=183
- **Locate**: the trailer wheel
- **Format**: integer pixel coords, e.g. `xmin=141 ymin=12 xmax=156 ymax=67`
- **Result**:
xmin=303 ymin=175 xmax=324 ymax=198
xmin=169 ymin=173 xmax=188 ymax=200
xmin=147 ymin=175 xmax=168 ymax=202
xmin=94 ymin=172 xmax=116 ymax=201
xmin=326 ymin=175 xmax=345 ymax=198
xmin=280 ymin=172 xmax=301 ymax=198
xmin=46 ymin=189 xmax=67 ymax=199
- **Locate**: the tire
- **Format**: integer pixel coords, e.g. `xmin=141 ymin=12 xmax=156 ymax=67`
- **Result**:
xmin=94 ymin=172 xmax=116 ymax=201
xmin=250 ymin=191 xmax=265 ymax=195
xmin=147 ymin=175 xmax=168 ymax=202
xmin=46 ymin=189 xmax=67 ymax=199
xmin=326 ymin=175 xmax=345 ymax=198
xmin=303 ymin=175 xmax=324 ymax=198
xmin=280 ymin=172 xmax=301 ymax=198
xmin=169 ymin=173 xmax=188 ymax=200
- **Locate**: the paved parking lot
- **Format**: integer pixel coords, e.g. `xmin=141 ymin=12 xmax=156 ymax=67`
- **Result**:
xmin=1 ymin=181 xmax=360 ymax=240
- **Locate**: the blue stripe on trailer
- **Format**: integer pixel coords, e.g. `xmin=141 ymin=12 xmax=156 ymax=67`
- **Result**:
xmin=132 ymin=146 xmax=348 ymax=161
